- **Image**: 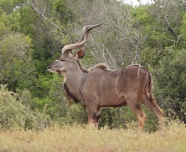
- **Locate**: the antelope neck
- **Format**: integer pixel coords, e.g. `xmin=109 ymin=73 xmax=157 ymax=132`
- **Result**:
xmin=65 ymin=70 xmax=86 ymax=101
xmin=79 ymin=72 xmax=87 ymax=101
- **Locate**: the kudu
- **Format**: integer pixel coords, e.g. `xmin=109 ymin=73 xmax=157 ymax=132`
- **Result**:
xmin=48 ymin=21 xmax=164 ymax=131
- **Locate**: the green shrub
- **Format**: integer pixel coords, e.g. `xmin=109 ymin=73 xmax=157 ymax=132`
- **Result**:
xmin=0 ymin=85 xmax=26 ymax=129
xmin=99 ymin=106 xmax=159 ymax=132
xmin=0 ymin=85 xmax=51 ymax=130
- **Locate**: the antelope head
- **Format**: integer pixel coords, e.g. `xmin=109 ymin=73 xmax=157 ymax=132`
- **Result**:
xmin=47 ymin=21 xmax=104 ymax=74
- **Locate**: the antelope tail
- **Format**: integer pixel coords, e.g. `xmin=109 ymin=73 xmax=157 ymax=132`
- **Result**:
xmin=147 ymin=72 xmax=156 ymax=105
xmin=146 ymin=72 xmax=164 ymax=115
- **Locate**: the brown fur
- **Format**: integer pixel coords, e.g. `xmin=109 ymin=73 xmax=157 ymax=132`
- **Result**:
xmin=64 ymin=83 xmax=80 ymax=103
xmin=76 ymin=60 xmax=89 ymax=73
xmin=48 ymin=22 xmax=164 ymax=131
xmin=88 ymin=63 xmax=109 ymax=71
xmin=49 ymin=60 xmax=164 ymax=131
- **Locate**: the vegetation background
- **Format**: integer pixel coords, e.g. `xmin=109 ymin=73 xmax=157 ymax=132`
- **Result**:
xmin=0 ymin=0 xmax=185 ymax=137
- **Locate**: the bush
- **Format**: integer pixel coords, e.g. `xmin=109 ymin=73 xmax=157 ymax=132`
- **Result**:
xmin=99 ymin=106 xmax=159 ymax=132
xmin=0 ymin=85 xmax=51 ymax=130
xmin=154 ymin=47 xmax=186 ymax=123
xmin=0 ymin=85 xmax=26 ymax=129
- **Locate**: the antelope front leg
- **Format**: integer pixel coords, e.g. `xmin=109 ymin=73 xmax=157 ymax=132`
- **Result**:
xmin=87 ymin=106 xmax=99 ymax=128
xmin=95 ymin=107 xmax=101 ymax=128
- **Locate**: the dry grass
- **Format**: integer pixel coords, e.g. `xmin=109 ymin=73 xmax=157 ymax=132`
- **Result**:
xmin=0 ymin=122 xmax=185 ymax=152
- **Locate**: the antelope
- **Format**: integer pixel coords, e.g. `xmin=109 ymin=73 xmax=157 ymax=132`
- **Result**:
xmin=47 ymin=21 xmax=164 ymax=131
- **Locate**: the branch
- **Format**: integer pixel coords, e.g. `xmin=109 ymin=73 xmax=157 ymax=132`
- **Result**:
xmin=29 ymin=0 xmax=60 ymax=29
xmin=165 ymin=15 xmax=177 ymax=41
xmin=167 ymin=26 xmax=177 ymax=41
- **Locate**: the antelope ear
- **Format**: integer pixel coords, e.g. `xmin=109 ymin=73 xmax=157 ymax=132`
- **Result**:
xmin=76 ymin=49 xmax=85 ymax=59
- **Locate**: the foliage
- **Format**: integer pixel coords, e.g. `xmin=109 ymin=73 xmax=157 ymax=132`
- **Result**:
xmin=154 ymin=47 xmax=186 ymax=123
xmin=0 ymin=85 xmax=26 ymax=129
xmin=99 ymin=106 xmax=159 ymax=132
xmin=0 ymin=85 xmax=51 ymax=130
xmin=0 ymin=31 xmax=35 ymax=90
xmin=0 ymin=0 xmax=186 ymax=131
xmin=181 ymin=13 xmax=186 ymax=43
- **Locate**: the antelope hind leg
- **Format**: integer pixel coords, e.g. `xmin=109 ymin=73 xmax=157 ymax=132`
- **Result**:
xmin=141 ymin=94 xmax=165 ymax=129
xmin=126 ymin=97 xmax=147 ymax=131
